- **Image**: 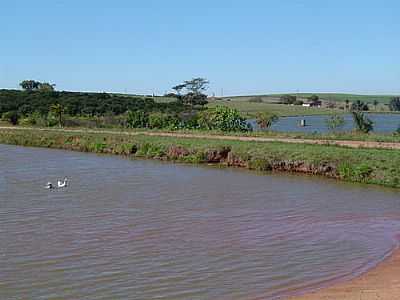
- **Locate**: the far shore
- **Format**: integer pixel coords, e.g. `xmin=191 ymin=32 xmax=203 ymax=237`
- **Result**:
xmin=289 ymin=247 xmax=400 ymax=300
xmin=1 ymin=125 xmax=400 ymax=150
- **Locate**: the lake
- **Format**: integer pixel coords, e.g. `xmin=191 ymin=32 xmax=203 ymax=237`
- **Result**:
xmin=250 ymin=113 xmax=400 ymax=133
xmin=1 ymin=144 xmax=400 ymax=299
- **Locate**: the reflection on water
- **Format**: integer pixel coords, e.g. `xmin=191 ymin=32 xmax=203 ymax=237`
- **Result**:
xmin=250 ymin=113 xmax=400 ymax=133
xmin=1 ymin=144 xmax=399 ymax=299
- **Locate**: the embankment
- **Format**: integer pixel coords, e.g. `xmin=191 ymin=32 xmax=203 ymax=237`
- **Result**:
xmin=0 ymin=128 xmax=399 ymax=188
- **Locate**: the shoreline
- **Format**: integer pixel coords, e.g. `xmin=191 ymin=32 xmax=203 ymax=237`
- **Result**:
xmin=1 ymin=126 xmax=400 ymax=149
xmin=0 ymin=127 xmax=399 ymax=189
xmin=289 ymin=246 xmax=400 ymax=299
xmin=1 ymin=136 xmax=400 ymax=298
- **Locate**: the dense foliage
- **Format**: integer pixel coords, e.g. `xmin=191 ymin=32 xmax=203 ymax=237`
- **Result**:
xmin=280 ymin=95 xmax=297 ymax=105
xmin=197 ymin=106 xmax=250 ymax=132
xmin=125 ymin=106 xmax=251 ymax=132
xmin=351 ymin=100 xmax=369 ymax=111
xmin=256 ymin=112 xmax=279 ymax=129
xmin=389 ymin=97 xmax=400 ymax=111
xmin=352 ymin=111 xmax=374 ymax=133
xmin=0 ymin=89 xmax=185 ymax=117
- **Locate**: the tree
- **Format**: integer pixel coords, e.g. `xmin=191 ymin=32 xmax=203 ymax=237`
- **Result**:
xmin=326 ymin=101 xmax=336 ymax=109
xmin=20 ymin=80 xmax=41 ymax=91
xmin=126 ymin=110 xmax=148 ymax=128
xmin=172 ymin=78 xmax=210 ymax=109
xmin=308 ymin=94 xmax=319 ymax=103
xmin=172 ymin=84 xmax=186 ymax=95
xmin=345 ymin=99 xmax=350 ymax=110
xmin=373 ymin=100 xmax=379 ymax=110
xmin=280 ymin=95 xmax=297 ymax=105
xmin=2 ymin=111 xmax=20 ymax=125
xmin=50 ymin=103 xmax=65 ymax=127
xmin=256 ymin=112 xmax=278 ymax=129
xmin=38 ymin=82 xmax=56 ymax=92
xmin=183 ymin=78 xmax=209 ymax=95
xmin=389 ymin=97 xmax=400 ymax=111
xmin=198 ymin=106 xmax=249 ymax=132
xmin=325 ymin=114 xmax=345 ymax=132
xmin=352 ymin=111 xmax=373 ymax=133
xmin=182 ymin=92 xmax=208 ymax=108
xmin=351 ymin=100 xmax=369 ymax=111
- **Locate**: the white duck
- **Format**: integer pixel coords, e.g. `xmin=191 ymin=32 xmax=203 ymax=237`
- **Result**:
xmin=45 ymin=182 xmax=54 ymax=189
xmin=57 ymin=178 xmax=68 ymax=188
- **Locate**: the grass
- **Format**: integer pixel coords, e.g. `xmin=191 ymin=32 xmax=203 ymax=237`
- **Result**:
xmin=224 ymin=93 xmax=396 ymax=104
xmin=207 ymin=100 xmax=341 ymax=117
xmin=1 ymin=128 xmax=399 ymax=188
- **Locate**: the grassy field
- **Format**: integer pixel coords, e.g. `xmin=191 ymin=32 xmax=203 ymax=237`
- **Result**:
xmin=225 ymin=93 xmax=395 ymax=104
xmin=207 ymin=100 xmax=344 ymax=117
xmin=115 ymin=92 xmax=396 ymax=117
xmin=1 ymin=128 xmax=399 ymax=188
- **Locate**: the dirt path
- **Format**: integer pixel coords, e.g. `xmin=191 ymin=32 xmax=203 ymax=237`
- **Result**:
xmin=1 ymin=126 xmax=400 ymax=150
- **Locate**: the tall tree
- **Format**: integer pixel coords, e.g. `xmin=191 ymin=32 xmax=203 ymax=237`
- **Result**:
xmin=20 ymin=80 xmax=41 ymax=91
xmin=351 ymin=100 xmax=369 ymax=111
xmin=172 ymin=78 xmax=210 ymax=109
xmin=38 ymin=82 xmax=56 ymax=92
xmin=352 ymin=111 xmax=373 ymax=133
xmin=345 ymin=99 xmax=350 ymax=110
xmin=172 ymin=84 xmax=186 ymax=95
xmin=389 ymin=97 xmax=400 ymax=111
xmin=373 ymin=100 xmax=379 ymax=110
xmin=50 ymin=103 xmax=65 ymax=127
xmin=308 ymin=94 xmax=319 ymax=104
xmin=183 ymin=78 xmax=209 ymax=95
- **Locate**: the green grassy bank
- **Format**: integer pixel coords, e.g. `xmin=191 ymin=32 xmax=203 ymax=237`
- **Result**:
xmin=1 ymin=128 xmax=399 ymax=188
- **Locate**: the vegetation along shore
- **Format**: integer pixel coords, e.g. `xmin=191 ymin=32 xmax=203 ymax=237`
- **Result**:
xmin=1 ymin=127 xmax=400 ymax=189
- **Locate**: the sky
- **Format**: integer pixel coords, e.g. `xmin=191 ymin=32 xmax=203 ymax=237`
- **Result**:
xmin=1 ymin=0 xmax=399 ymax=96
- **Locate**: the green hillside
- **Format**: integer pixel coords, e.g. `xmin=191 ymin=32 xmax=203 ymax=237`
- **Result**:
xmin=225 ymin=93 xmax=396 ymax=104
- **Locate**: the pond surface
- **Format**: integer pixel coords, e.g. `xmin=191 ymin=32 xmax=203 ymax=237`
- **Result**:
xmin=1 ymin=144 xmax=400 ymax=299
xmin=250 ymin=113 xmax=400 ymax=133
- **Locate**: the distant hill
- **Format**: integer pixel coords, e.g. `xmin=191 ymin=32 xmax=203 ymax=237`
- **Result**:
xmin=223 ymin=93 xmax=396 ymax=104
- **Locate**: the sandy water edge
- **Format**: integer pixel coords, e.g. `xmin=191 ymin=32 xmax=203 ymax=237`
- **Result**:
xmin=287 ymin=246 xmax=400 ymax=300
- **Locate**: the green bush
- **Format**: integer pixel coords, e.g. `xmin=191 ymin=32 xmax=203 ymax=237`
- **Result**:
xmin=2 ymin=111 xmax=20 ymax=125
xmin=256 ymin=112 xmax=279 ymax=129
xmin=198 ymin=106 xmax=249 ymax=132
xmin=352 ymin=111 xmax=373 ymax=133
xmin=389 ymin=97 xmax=400 ymax=111
xmin=126 ymin=110 xmax=148 ymax=128
xmin=148 ymin=113 xmax=180 ymax=129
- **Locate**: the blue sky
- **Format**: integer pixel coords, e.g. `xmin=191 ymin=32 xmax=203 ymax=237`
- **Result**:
xmin=1 ymin=0 xmax=399 ymax=95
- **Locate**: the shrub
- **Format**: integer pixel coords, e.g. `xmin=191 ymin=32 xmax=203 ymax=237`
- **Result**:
xmin=148 ymin=113 xmax=180 ymax=129
xmin=352 ymin=111 xmax=373 ymax=133
xmin=389 ymin=97 xmax=400 ymax=111
xmin=325 ymin=114 xmax=345 ymax=132
xmin=256 ymin=112 xmax=279 ymax=129
xmin=280 ymin=95 xmax=297 ymax=105
xmin=198 ymin=106 xmax=249 ymax=132
xmin=2 ymin=111 xmax=20 ymax=125
xmin=394 ymin=124 xmax=400 ymax=135
xmin=351 ymin=100 xmax=369 ymax=111
xmin=126 ymin=110 xmax=148 ymax=128
xmin=293 ymin=100 xmax=303 ymax=106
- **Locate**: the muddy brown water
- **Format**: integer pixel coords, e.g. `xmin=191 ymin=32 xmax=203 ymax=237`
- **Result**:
xmin=1 ymin=144 xmax=400 ymax=299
